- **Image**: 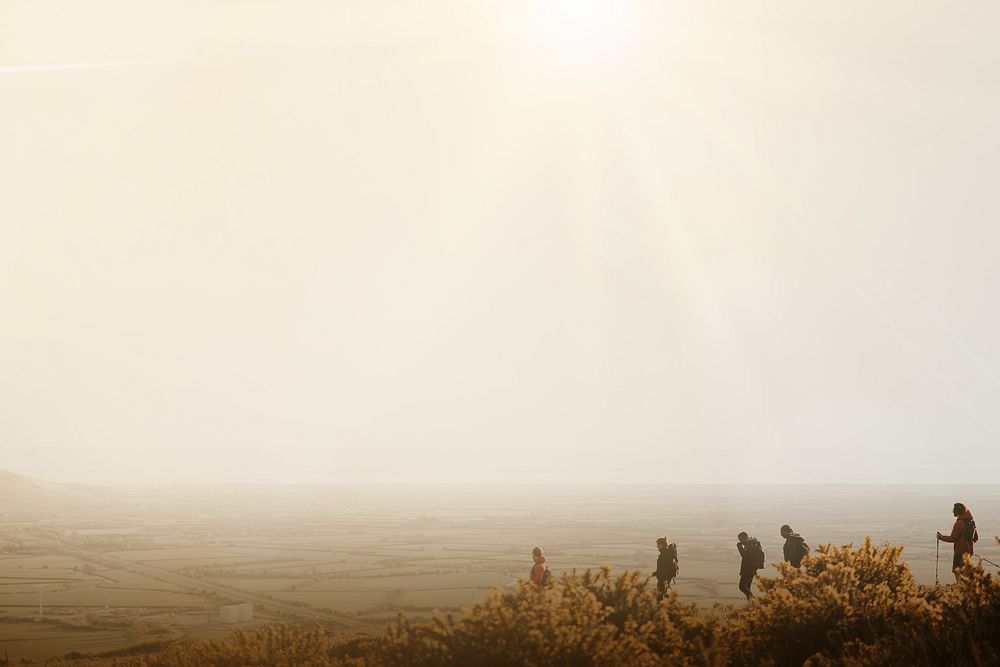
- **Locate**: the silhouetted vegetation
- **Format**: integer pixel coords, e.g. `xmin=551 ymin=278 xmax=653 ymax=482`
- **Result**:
xmin=46 ymin=539 xmax=1000 ymax=666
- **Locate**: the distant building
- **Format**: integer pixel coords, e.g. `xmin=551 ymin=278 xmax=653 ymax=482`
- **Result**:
xmin=220 ymin=603 xmax=253 ymax=623
xmin=220 ymin=605 xmax=240 ymax=624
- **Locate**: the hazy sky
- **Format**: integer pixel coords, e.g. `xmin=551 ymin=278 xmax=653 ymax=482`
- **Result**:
xmin=2 ymin=1 xmax=999 ymax=484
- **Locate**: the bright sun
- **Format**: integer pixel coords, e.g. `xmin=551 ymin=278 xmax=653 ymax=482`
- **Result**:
xmin=535 ymin=0 xmax=640 ymax=60
xmin=503 ymin=0 xmax=647 ymax=87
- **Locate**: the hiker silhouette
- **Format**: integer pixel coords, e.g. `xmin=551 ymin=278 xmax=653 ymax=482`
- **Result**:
xmin=937 ymin=502 xmax=979 ymax=583
xmin=780 ymin=525 xmax=810 ymax=569
xmin=529 ymin=546 xmax=550 ymax=586
xmin=650 ymin=536 xmax=678 ymax=598
xmin=737 ymin=532 xmax=765 ymax=601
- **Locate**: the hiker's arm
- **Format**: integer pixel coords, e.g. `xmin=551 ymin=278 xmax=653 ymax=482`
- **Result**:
xmin=938 ymin=521 xmax=961 ymax=543
xmin=737 ymin=543 xmax=745 ymax=557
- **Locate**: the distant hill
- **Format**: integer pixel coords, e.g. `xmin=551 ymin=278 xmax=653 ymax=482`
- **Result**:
xmin=0 ymin=468 xmax=102 ymax=499
xmin=0 ymin=469 xmax=108 ymax=516
xmin=0 ymin=469 xmax=361 ymax=520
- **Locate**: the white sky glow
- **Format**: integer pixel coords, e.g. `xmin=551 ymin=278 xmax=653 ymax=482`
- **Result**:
xmin=2 ymin=1 xmax=1000 ymax=484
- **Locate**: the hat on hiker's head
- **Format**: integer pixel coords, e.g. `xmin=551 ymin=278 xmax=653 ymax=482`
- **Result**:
xmin=656 ymin=536 xmax=667 ymax=547
xmin=953 ymin=502 xmax=967 ymax=514
xmin=780 ymin=524 xmax=792 ymax=537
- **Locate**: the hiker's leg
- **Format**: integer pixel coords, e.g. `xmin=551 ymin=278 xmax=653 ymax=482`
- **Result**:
xmin=738 ymin=572 xmax=754 ymax=600
xmin=952 ymin=553 xmax=963 ymax=584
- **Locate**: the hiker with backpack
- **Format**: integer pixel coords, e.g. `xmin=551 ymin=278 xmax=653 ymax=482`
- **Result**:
xmin=737 ymin=532 xmax=765 ymax=601
xmin=529 ymin=546 xmax=550 ymax=586
xmin=937 ymin=502 xmax=979 ymax=583
xmin=780 ymin=524 xmax=810 ymax=569
xmin=650 ymin=537 xmax=678 ymax=598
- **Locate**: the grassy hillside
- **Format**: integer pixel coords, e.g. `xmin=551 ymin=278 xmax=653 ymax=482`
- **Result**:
xmin=32 ymin=538 xmax=1000 ymax=666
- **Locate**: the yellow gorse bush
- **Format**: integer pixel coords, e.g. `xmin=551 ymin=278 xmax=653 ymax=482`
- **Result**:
xmin=375 ymin=568 xmax=722 ymax=667
xmin=733 ymin=539 xmax=937 ymax=666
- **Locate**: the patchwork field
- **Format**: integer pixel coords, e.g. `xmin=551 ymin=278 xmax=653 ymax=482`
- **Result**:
xmin=1 ymin=480 xmax=998 ymax=661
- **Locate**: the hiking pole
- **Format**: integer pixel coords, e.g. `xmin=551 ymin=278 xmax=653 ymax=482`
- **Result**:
xmin=978 ymin=555 xmax=1000 ymax=569
xmin=935 ymin=538 xmax=939 ymax=585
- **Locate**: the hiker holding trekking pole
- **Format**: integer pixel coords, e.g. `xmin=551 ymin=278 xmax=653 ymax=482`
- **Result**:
xmin=937 ymin=502 xmax=979 ymax=583
xmin=737 ymin=532 xmax=765 ymax=601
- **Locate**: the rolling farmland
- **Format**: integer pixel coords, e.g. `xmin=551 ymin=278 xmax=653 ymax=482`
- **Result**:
xmin=2 ymin=473 xmax=999 ymax=661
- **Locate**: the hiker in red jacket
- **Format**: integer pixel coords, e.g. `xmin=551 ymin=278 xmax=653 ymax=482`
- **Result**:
xmin=529 ymin=546 xmax=550 ymax=586
xmin=937 ymin=502 xmax=979 ymax=583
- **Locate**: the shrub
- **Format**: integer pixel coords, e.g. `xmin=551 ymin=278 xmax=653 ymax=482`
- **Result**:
xmin=371 ymin=568 xmax=723 ymax=667
xmin=731 ymin=539 xmax=936 ymax=666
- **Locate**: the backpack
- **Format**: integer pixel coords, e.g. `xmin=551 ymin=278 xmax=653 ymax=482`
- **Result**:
xmin=531 ymin=562 xmax=551 ymax=585
xmin=665 ymin=543 xmax=679 ymax=578
xmin=963 ymin=519 xmax=978 ymax=542
xmin=746 ymin=538 xmax=765 ymax=570
xmin=793 ymin=537 xmax=810 ymax=562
